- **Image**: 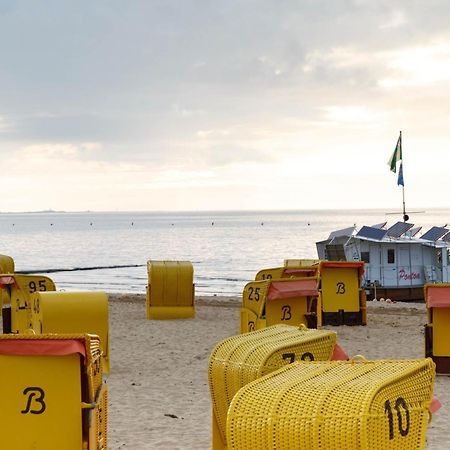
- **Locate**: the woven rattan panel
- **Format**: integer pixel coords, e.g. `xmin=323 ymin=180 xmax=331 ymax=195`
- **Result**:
xmin=208 ymin=325 xmax=337 ymax=444
xmin=227 ymin=358 xmax=435 ymax=450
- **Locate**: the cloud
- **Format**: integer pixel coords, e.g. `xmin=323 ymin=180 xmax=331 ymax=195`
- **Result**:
xmin=320 ymin=105 xmax=387 ymax=127
xmin=379 ymin=10 xmax=407 ymax=29
xmin=379 ymin=41 xmax=450 ymax=88
xmin=1 ymin=1 xmax=450 ymax=211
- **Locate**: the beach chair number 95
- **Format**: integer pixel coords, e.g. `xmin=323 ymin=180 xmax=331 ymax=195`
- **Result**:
xmin=247 ymin=287 xmax=260 ymax=301
xmin=28 ymin=280 xmax=47 ymax=293
xmin=384 ymin=397 xmax=410 ymax=440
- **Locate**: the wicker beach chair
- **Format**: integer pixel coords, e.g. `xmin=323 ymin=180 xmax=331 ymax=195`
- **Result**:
xmin=146 ymin=260 xmax=195 ymax=319
xmin=255 ymin=263 xmax=319 ymax=281
xmin=0 ymin=333 xmax=107 ymax=450
xmin=240 ymin=278 xmax=321 ymax=333
xmin=424 ymin=283 xmax=450 ymax=374
xmin=29 ymin=291 xmax=110 ymax=373
xmin=0 ymin=273 xmax=56 ymax=333
xmin=318 ymin=261 xmax=367 ymax=326
xmin=208 ymin=324 xmax=338 ymax=450
xmin=227 ymin=357 xmax=436 ymax=449
xmin=0 ymin=254 xmax=14 ymax=274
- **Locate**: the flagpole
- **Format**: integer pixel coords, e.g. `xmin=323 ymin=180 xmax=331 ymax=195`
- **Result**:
xmin=399 ymin=130 xmax=408 ymax=222
xmin=402 ymin=183 xmax=407 ymax=221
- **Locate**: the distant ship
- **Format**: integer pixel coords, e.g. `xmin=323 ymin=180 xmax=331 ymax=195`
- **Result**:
xmin=316 ymin=221 xmax=450 ymax=302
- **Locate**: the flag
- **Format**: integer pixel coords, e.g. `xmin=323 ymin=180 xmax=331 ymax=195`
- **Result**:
xmin=388 ymin=133 xmax=402 ymax=172
xmin=397 ymin=162 xmax=404 ymax=186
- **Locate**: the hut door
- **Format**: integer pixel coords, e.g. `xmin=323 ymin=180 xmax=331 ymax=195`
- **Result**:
xmin=368 ymin=245 xmax=381 ymax=284
xmin=383 ymin=247 xmax=397 ymax=287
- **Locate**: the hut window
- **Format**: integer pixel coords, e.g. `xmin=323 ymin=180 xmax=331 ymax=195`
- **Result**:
xmin=361 ymin=252 xmax=370 ymax=263
xmin=387 ymin=249 xmax=395 ymax=264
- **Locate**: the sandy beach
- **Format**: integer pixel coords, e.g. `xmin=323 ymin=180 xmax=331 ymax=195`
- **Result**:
xmin=106 ymin=294 xmax=450 ymax=449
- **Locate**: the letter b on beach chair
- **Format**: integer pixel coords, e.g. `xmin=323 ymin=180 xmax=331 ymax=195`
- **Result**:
xmin=208 ymin=324 xmax=338 ymax=450
xmin=146 ymin=260 xmax=195 ymax=319
xmin=29 ymin=291 xmax=110 ymax=373
xmin=424 ymin=283 xmax=450 ymax=374
xmin=0 ymin=333 xmax=107 ymax=450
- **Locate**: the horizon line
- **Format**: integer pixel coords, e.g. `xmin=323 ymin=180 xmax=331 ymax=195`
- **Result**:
xmin=2 ymin=206 xmax=450 ymax=215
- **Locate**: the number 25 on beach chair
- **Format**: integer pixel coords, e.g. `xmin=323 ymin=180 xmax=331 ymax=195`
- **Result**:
xmin=424 ymin=283 xmax=450 ymax=374
xmin=146 ymin=260 xmax=195 ymax=319
xmin=0 ymin=333 xmax=107 ymax=450
xmin=29 ymin=291 xmax=111 ymax=374
xmin=240 ymin=280 xmax=269 ymax=333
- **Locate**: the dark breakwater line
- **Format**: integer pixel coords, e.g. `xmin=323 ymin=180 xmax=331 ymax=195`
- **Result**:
xmin=17 ymin=264 xmax=146 ymax=274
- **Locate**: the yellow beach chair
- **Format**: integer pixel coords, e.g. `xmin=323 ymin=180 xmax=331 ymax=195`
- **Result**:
xmin=255 ymin=264 xmax=318 ymax=281
xmin=0 ymin=273 xmax=56 ymax=333
xmin=227 ymin=357 xmax=436 ymax=449
xmin=29 ymin=291 xmax=110 ymax=373
xmin=284 ymin=258 xmax=320 ymax=267
xmin=208 ymin=324 xmax=337 ymax=450
xmin=146 ymin=260 xmax=195 ymax=319
xmin=240 ymin=278 xmax=321 ymax=333
xmin=424 ymin=283 xmax=450 ymax=374
xmin=318 ymin=261 xmax=367 ymax=325
xmin=0 ymin=333 xmax=107 ymax=450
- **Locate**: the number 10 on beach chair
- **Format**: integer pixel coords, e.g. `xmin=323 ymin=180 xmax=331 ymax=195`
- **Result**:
xmin=0 ymin=333 xmax=107 ymax=450
xmin=146 ymin=260 xmax=195 ymax=319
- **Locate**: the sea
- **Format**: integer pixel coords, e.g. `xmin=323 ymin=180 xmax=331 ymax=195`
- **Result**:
xmin=1 ymin=208 xmax=449 ymax=298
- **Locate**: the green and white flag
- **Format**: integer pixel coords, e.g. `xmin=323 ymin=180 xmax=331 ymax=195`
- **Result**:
xmin=388 ymin=133 xmax=402 ymax=173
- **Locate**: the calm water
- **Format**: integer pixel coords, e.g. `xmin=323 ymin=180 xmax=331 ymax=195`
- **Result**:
xmin=1 ymin=209 xmax=449 ymax=296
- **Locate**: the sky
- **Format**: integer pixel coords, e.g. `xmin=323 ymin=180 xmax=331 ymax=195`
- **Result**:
xmin=1 ymin=0 xmax=450 ymax=212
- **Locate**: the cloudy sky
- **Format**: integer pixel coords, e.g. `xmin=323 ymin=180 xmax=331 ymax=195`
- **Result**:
xmin=1 ymin=0 xmax=449 ymax=212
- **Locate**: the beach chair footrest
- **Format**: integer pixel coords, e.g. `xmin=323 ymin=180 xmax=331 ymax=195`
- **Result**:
xmin=304 ymin=313 xmax=317 ymax=329
xmin=430 ymin=356 xmax=450 ymax=374
xmin=2 ymin=306 xmax=11 ymax=333
xmin=322 ymin=310 xmax=363 ymax=326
